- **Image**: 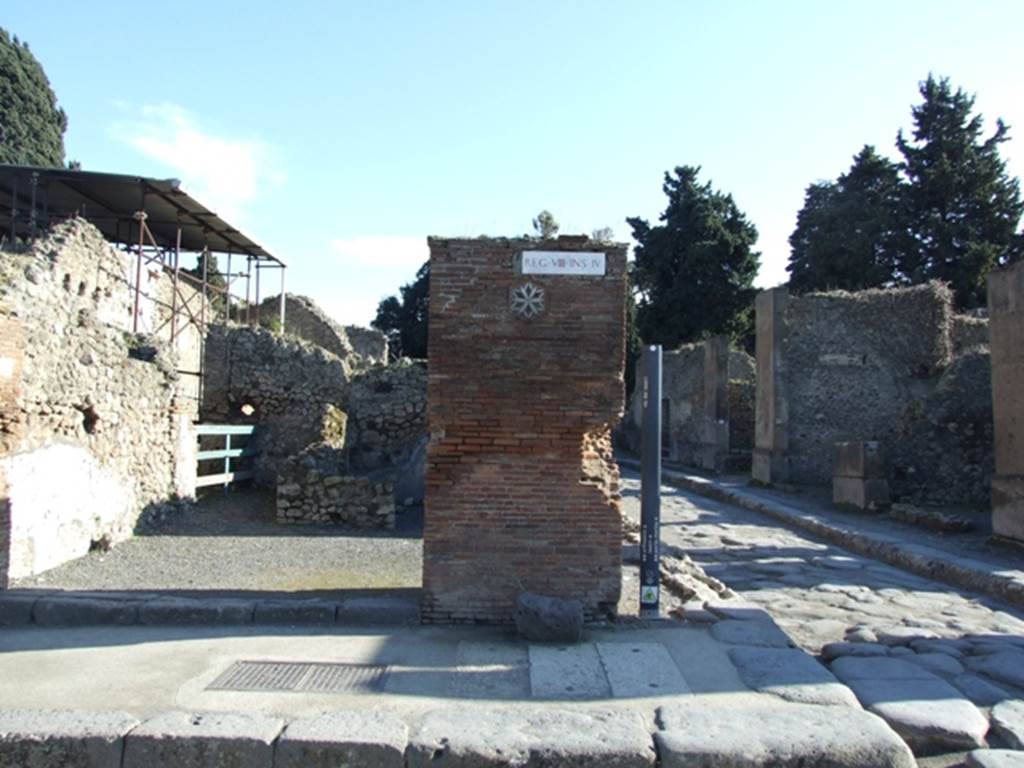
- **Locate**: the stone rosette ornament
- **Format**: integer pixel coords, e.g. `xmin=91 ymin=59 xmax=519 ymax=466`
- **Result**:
xmin=511 ymin=282 xmax=545 ymax=319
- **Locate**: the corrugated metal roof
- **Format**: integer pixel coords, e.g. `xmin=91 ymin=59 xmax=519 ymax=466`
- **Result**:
xmin=0 ymin=163 xmax=284 ymax=265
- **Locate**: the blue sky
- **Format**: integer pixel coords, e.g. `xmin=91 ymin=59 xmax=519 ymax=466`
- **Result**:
xmin=6 ymin=1 xmax=1023 ymax=326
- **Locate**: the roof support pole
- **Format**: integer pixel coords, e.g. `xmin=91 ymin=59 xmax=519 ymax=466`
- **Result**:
xmin=225 ymin=250 xmax=232 ymax=324
xmin=28 ymin=172 xmax=38 ymax=241
xmin=254 ymin=262 xmax=261 ymax=325
xmin=9 ymin=175 xmax=17 ymax=245
xmin=200 ymin=243 xmax=209 ymax=332
xmin=132 ymin=203 xmax=147 ymax=334
xmin=170 ymin=221 xmax=182 ymax=343
xmin=279 ymin=267 xmax=286 ymax=333
xmin=245 ymin=256 xmax=252 ymax=325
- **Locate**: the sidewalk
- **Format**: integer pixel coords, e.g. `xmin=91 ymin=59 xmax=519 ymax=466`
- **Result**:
xmin=618 ymin=457 xmax=1024 ymax=611
xmin=0 ymin=618 xmax=917 ymax=767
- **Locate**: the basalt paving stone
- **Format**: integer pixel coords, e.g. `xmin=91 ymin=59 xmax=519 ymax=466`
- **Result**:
xmin=992 ymin=701 xmax=1024 ymax=750
xmin=967 ymin=750 xmax=1024 ymax=768
xmin=729 ymin=647 xmax=861 ymax=708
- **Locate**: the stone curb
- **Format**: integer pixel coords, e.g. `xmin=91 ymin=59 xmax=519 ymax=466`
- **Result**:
xmin=0 ymin=704 xmax=919 ymax=768
xmin=0 ymin=592 xmax=422 ymax=628
xmin=618 ymin=458 xmax=1024 ymax=611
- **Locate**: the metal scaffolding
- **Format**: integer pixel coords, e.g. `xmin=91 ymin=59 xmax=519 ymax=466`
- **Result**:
xmin=0 ymin=163 xmax=288 ymax=341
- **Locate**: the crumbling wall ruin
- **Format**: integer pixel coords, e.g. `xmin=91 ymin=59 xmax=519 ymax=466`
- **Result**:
xmin=202 ymin=324 xmax=426 ymax=528
xmin=0 ymin=219 xmax=196 ymax=582
xmin=621 ymin=337 xmax=755 ymax=472
xmin=258 ymin=293 xmax=388 ymax=365
xmin=754 ymin=281 xmax=993 ymax=507
xmin=988 ymin=260 xmax=1024 ymax=542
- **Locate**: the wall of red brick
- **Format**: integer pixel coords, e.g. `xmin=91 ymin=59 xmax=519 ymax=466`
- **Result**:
xmin=0 ymin=312 xmax=26 ymax=588
xmin=422 ymin=237 xmax=627 ymax=623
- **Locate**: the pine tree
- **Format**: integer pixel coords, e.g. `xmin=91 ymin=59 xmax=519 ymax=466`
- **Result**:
xmin=0 ymin=28 xmax=67 ymax=167
xmin=372 ymin=261 xmax=429 ymax=359
xmin=628 ymin=166 xmax=760 ymax=348
xmin=897 ymin=75 xmax=1023 ymax=307
xmin=787 ymin=146 xmax=904 ymax=293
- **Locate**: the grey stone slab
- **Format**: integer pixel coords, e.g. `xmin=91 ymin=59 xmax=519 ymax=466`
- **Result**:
xmin=596 ymin=642 xmax=690 ymax=697
xmin=710 ymin=619 xmax=793 ymax=648
xmin=275 ymin=711 xmax=407 ymax=768
xmin=910 ymin=638 xmax=967 ymax=657
xmin=831 ymin=656 xmax=938 ymax=681
xmin=123 ymin=711 xmax=283 ymax=768
xmin=336 ymin=596 xmax=420 ymax=625
xmin=0 ymin=709 xmax=138 ymax=768
xmin=0 ymin=595 xmax=37 ymax=625
xmin=876 ymin=626 xmax=940 ymax=645
xmin=822 ymin=642 xmax=891 ymax=660
xmin=906 ymin=652 xmax=966 ymax=677
xmin=138 ymin=597 xmax=255 ymax=625
xmin=704 ymin=599 xmax=774 ymax=622
xmin=993 ymin=700 xmax=1024 ymax=750
xmin=967 ymin=749 xmax=1024 ymax=768
xmin=954 ymin=673 xmax=1014 ymax=706
xmin=842 ymin=678 xmax=989 ymax=752
xmin=253 ymin=599 xmax=337 ymax=624
xmin=453 ymin=641 xmax=530 ymax=699
xmin=967 ymin=651 xmax=1024 ymax=689
xmin=32 ymin=597 xmax=139 ymax=626
xmin=729 ymin=646 xmax=861 ymax=707
xmin=407 ymin=707 xmax=655 ymax=767
xmin=529 ymin=643 xmax=611 ymax=699
xmin=655 ymin=701 xmax=915 ymax=768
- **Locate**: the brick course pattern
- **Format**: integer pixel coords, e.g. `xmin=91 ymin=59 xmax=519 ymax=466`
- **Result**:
xmin=422 ymin=237 xmax=627 ymax=624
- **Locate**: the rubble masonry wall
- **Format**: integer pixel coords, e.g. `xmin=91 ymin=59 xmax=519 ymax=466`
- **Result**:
xmin=0 ymin=219 xmax=196 ymax=581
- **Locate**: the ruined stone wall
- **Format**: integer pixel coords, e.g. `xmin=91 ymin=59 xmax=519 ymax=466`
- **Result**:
xmin=202 ymin=325 xmax=350 ymax=485
xmin=258 ymin=293 xmax=355 ymax=360
xmin=345 ymin=325 xmax=389 ymax=363
xmin=276 ymin=442 xmax=395 ymax=528
xmin=423 ymin=237 xmax=627 ymax=624
xmin=0 ymin=220 xmax=193 ymax=581
xmin=257 ymin=293 xmax=389 ymax=366
xmin=953 ymin=314 xmax=990 ymax=355
xmin=989 ymin=261 xmax=1024 ymax=542
xmin=622 ymin=339 xmax=755 ymax=471
xmin=201 ymin=325 xmax=427 ymax=517
xmin=754 ymin=282 xmax=993 ymax=507
xmin=345 ymin=360 xmax=427 ymax=471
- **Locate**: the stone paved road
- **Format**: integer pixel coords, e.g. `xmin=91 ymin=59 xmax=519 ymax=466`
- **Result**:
xmin=620 ymin=470 xmax=1024 ymax=653
xmin=621 ymin=469 xmax=1024 ymax=759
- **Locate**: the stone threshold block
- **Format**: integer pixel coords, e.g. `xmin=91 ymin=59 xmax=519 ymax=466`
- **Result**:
xmin=123 ymin=711 xmax=284 ymax=768
xmin=0 ymin=709 xmax=139 ymax=768
xmin=833 ymin=442 xmax=890 ymax=510
xmin=992 ymin=475 xmax=1024 ymax=542
xmin=407 ymin=707 xmax=655 ymax=767
xmin=655 ymin=701 xmax=915 ymax=768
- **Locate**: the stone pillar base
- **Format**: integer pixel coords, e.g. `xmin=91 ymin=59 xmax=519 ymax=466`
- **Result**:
xmin=992 ymin=475 xmax=1024 ymax=543
xmin=752 ymin=448 xmax=788 ymax=485
xmin=833 ymin=477 xmax=890 ymax=510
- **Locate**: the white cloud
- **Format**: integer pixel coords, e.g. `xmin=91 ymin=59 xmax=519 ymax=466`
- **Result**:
xmin=112 ymin=103 xmax=282 ymax=223
xmin=328 ymin=235 xmax=428 ymax=270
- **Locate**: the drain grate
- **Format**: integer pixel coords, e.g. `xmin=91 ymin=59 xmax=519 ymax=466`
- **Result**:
xmin=207 ymin=661 xmax=389 ymax=693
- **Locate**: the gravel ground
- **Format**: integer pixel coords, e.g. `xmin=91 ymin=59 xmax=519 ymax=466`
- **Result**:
xmin=11 ymin=488 xmax=423 ymax=594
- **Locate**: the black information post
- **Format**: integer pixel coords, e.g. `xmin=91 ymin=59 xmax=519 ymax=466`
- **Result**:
xmin=640 ymin=344 xmax=662 ymax=616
